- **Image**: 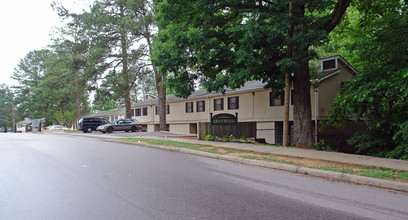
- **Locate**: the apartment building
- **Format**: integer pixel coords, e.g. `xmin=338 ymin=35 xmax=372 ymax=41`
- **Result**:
xmin=127 ymin=56 xmax=357 ymax=144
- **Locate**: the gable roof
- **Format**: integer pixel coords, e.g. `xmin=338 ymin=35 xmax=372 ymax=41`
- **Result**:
xmin=318 ymin=55 xmax=358 ymax=81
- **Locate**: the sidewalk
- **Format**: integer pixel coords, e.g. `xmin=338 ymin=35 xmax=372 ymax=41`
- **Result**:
xmin=164 ymin=137 xmax=408 ymax=172
xmin=109 ymin=135 xmax=408 ymax=192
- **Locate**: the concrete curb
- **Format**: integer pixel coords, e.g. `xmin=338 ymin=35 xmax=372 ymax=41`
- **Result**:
xmin=106 ymin=139 xmax=408 ymax=193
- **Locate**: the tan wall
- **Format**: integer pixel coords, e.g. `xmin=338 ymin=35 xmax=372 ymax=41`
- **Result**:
xmin=256 ymin=122 xmax=275 ymax=144
xmin=132 ymin=90 xmax=297 ymax=131
xmin=169 ymin=123 xmax=190 ymax=134
xmin=147 ymin=124 xmax=154 ymax=132
xmin=317 ymin=62 xmax=354 ymax=119
xmin=131 ymin=61 xmax=353 ymax=136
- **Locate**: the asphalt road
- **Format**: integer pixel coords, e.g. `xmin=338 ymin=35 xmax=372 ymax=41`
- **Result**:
xmin=1 ymin=133 xmax=408 ymax=220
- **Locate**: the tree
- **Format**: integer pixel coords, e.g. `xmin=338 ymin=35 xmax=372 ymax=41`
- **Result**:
xmin=12 ymin=50 xmax=52 ymax=121
xmin=326 ymin=0 xmax=408 ymax=159
xmin=153 ymin=0 xmax=351 ymax=146
xmin=0 ymin=84 xmax=14 ymax=132
xmin=49 ymin=4 xmax=96 ymax=126
xmin=127 ymin=0 xmax=168 ymax=130
xmin=80 ymin=0 xmax=151 ymax=119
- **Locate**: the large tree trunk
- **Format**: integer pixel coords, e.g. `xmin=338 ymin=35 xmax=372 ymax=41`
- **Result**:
xmin=73 ymin=72 xmax=82 ymax=129
xmin=145 ymin=25 xmax=167 ymax=132
xmin=292 ymin=61 xmax=314 ymax=146
xmin=291 ymin=1 xmax=313 ymax=146
xmin=283 ymin=1 xmax=294 ymax=147
xmin=156 ymin=76 xmax=167 ymax=131
xmin=121 ymin=4 xmax=132 ymax=119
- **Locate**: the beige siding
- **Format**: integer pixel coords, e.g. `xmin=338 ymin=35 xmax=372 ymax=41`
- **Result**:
xmin=147 ymin=124 xmax=154 ymax=132
xmin=317 ymin=62 xmax=354 ymax=119
xmin=130 ymin=59 xmax=353 ymax=136
xmin=169 ymin=123 xmax=190 ymax=134
xmin=257 ymin=122 xmax=275 ymax=144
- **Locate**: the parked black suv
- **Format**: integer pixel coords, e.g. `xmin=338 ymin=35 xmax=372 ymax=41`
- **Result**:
xmin=78 ymin=117 xmax=110 ymax=133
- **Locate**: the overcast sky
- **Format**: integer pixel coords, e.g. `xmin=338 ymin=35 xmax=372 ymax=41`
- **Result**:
xmin=0 ymin=0 xmax=93 ymax=87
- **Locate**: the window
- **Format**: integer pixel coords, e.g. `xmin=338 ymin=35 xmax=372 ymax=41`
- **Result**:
xmin=166 ymin=105 xmax=170 ymax=114
xmin=135 ymin=108 xmax=141 ymax=116
xmin=131 ymin=109 xmax=135 ymax=117
xmin=322 ymin=59 xmax=336 ymax=70
xmin=155 ymin=105 xmax=170 ymax=115
xmin=197 ymin=100 xmax=205 ymax=112
xmin=142 ymin=107 xmax=148 ymax=116
xmin=214 ymin=98 xmax=224 ymax=111
xmin=185 ymin=102 xmax=193 ymax=113
xmin=270 ymin=92 xmax=284 ymax=106
xmin=228 ymin=96 xmax=239 ymax=110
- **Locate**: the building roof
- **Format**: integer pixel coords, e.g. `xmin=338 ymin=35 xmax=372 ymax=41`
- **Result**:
xmin=85 ymin=107 xmax=125 ymax=118
xmin=17 ymin=118 xmax=32 ymax=125
xmin=132 ymin=80 xmax=267 ymax=107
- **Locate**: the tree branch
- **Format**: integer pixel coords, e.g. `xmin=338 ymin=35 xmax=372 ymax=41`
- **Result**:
xmin=324 ymin=0 xmax=352 ymax=34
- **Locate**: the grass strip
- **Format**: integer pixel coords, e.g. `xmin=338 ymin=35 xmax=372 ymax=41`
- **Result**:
xmin=114 ymin=137 xmax=408 ymax=183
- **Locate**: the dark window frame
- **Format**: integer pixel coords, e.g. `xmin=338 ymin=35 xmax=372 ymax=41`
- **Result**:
xmin=322 ymin=59 xmax=336 ymax=70
xmin=214 ymin=98 xmax=224 ymax=111
xmin=185 ymin=102 xmax=194 ymax=113
xmin=135 ymin=108 xmax=141 ymax=116
xmin=196 ymin=100 xmax=205 ymax=112
xmin=155 ymin=105 xmax=170 ymax=115
xmin=269 ymin=92 xmax=284 ymax=106
xmin=228 ymin=96 xmax=239 ymax=110
xmin=142 ymin=107 xmax=148 ymax=116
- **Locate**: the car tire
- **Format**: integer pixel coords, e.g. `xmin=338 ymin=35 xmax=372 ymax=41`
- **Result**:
xmin=102 ymin=132 xmax=106 ymax=134
xmin=86 ymin=127 xmax=92 ymax=133
xmin=107 ymin=127 xmax=113 ymax=133
xmin=125 ymin=130 xmax=129 ymax=132
xmin=131 ymin=126 xmax=137 ymax=132
xmin=83 ymin=130 xmax=87 ymax=133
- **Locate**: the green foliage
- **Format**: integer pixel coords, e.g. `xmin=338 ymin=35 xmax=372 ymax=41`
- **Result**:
xmin=53 ymin=109 xmax=77 ymax=128
xmin=313 ymin=140 xmax=336 ymax=152
xmin=326 ymin=0 xmax=408 ymax=159
xmin=0 ymin=84 xmax=15 ymax=131
xmin=153 ymin=0 xmax=351 ymax=146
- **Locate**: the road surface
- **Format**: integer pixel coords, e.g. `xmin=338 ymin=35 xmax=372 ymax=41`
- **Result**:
xmin=1 ymin=133 xmax=407 ymax=219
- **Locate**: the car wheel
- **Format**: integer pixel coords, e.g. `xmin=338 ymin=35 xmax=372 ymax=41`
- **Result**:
xmin=131 ymin=126 xmax=137 ymax=132
xmin=125 ymin=130 xmax=129 ymax=132
xmin=102 ymin=132 xmax=106 ymax=134
xmin=86 ymin=127 xmax=92 ymax=133
xmin=83 ymin=130 xmax=87 ymax=133
xmin=107 ymin=127 xmax=113 ymax=133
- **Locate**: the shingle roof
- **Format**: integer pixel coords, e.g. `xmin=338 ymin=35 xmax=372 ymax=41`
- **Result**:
xmin=85 ymin=107 xmax=125 ymax=117
xmin=132 ymin=80 xmax=267 ymax=107
xmin=17 ymin=119 xmax=32 ymax=125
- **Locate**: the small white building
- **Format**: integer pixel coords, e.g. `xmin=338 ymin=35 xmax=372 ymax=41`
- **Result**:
xmin=16 ymin=118 xmax=32 ymax=133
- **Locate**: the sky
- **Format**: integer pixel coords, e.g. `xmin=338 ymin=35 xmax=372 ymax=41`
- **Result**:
xmin=0 ymin=0 xmax=94 ymax=87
